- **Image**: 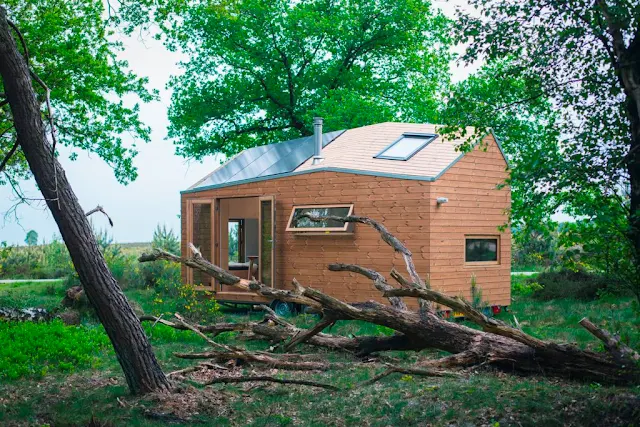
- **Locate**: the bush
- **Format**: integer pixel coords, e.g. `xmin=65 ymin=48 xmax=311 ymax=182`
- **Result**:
xmin=139 ymin=259 xmax=181 ymax=288
xmin=152 ymin=224 xmax=180 ymax=255
xmin=512 ymin=276 xmax=543 ymax=296
xmin=530 ymin=270 xmax=614 ymax=301
xmin=0 ymin=319 xmax=110 ymax=380
xmin=153 ymin=279 xmax=220 ymax=322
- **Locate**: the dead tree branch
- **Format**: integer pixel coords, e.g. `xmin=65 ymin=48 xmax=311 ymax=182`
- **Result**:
xmin=0 ymin=139 xmax=18 ymax=173
xmin=202 ymin=375 xmax=340 ymax=391
xmin=328 ymin=263 xmax=407 ymax=310
xmin=305 ymin=213 xmax=432 ymax=313
xmin=579 ymin=317 xmax=640 ymax=363
xmin=85 ymin=205 xmax=114 ymax=226
xmin=139 ymin=215 xmax=640 ymax=384
xmin=362 ymin=364 xmax=462 ymax=386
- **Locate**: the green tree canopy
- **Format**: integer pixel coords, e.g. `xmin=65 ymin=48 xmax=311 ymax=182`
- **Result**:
xmin=437 ymin=61 xmax=562 ymax=234
xmin=0 ymin=0 xmax=155 ymax=188
xmin=454 ymin=0 xmax=640 ymax=296
xmin=158 ymin=0 xmax=452 ymax=159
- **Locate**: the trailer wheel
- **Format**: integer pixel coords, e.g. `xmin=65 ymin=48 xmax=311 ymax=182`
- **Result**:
xmin=271 ymin=300 xmax=296 ymax=317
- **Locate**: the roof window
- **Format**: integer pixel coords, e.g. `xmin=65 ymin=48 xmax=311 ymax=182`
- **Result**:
xmin=374 ymin=133 xmax=437 ymax=161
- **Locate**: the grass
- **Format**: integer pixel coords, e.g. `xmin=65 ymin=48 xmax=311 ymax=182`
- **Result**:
xmin=0 ymin=279 xmax=66 ymax=311
xmin=1 ymin=277 xmax=639 ymax=426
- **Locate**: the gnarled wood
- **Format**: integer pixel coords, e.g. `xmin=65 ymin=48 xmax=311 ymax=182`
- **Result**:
xmin=580 ymin=317 xmax=640 ymax=363
xmin=140 ymin=219 xmax=640 ymax=385
xmin=304 ymin=214 xmax=432 ymax=313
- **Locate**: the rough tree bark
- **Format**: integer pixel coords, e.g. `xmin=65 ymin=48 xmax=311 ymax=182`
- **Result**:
xmin=598 ymin=1 xmax=640 ymax=296
xmin=140 ymin=217 xmax=640 ymax=385
xmin=0 ymin=7 xmax=170 ymax=394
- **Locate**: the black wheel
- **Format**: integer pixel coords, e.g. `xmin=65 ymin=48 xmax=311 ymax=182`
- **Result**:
xmin=271 ymin=300 xmax=296 ymax=317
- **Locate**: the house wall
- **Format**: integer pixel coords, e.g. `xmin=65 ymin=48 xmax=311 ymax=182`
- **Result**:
xmin=181 ymin=138 xmax=511 ymax=307
xmin=429 ymin=134 xmax=511 ymax=306
xmin=181 ymin=171 xmax=432 ymax=304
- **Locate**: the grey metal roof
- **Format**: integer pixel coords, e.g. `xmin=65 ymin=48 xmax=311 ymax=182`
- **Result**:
xmin=190 ymin=130 xmax=345 ymax=190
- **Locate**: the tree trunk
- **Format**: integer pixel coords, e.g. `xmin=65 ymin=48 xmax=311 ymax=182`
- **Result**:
xmin=0 ymin=8 xmax=170 ymax=394
xmin=140 ymin=243 xmax=640 ymax=385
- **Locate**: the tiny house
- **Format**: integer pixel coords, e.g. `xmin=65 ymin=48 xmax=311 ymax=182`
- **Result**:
xmin=181 ymin=120 xmax=511 ymax=312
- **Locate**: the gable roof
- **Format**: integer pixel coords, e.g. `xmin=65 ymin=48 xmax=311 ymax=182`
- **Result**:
xmin=186 ymin=122 xmax=508 ymax=193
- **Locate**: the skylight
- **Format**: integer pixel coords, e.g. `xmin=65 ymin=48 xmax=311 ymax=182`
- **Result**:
xmin=374 ymin=133 xmax=437 ymax=161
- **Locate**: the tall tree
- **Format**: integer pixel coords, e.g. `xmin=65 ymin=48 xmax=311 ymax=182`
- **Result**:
xmin=24 ymin=229 xmax=37 ymax=246
xmin=456 ymin=1 xmax=640 ymax=295
xmin=438 ymin=61 xmax=562 ymax=235
xmin=0 ymin=7 xmax=170 ymax=394
xmin=157 ymin=0 xmax=451 ymax=159
xmin=0 ymin=0 xmax=154 ymax=190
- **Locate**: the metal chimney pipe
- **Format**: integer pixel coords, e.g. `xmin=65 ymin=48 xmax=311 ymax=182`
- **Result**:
xmin=312 ymin=117 xmax=324 ymax=165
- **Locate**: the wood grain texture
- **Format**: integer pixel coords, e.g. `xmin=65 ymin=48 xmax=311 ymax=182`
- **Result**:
xmin=182 ymin=135 xmax=511 ymax=307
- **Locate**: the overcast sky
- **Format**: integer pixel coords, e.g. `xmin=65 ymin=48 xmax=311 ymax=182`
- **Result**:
xmin=0 ymin=1 xmax=478 ymax=245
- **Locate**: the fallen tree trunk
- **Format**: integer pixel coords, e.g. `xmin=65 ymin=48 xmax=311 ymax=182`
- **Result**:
xmin=140 ymin=217 xmax=640 ymax=385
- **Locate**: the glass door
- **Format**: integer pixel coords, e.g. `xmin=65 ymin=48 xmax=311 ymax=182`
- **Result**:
xmin=258 ymin=196 xmax=275 ymax=287
xmin=187 ymin=199 xmax=215 ymax=287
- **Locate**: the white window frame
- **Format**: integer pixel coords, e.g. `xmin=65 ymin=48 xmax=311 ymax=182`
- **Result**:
xmin=374 ymin=133 xmax=437 ymax=161
xmin=286 ymin=204 xmax=354 ymax=232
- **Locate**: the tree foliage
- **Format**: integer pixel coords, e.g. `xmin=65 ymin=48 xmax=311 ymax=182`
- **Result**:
xmin=438 ymin=60 xmax=562 ymax=234
xmin=157 ymin=0 xmax=451 ymax=159
xmin=454 ymin=0 xmax=640 ymax=297
xmin=24 ymin=230 xmax=37 ymax=246
xmin=0 ymin=0 xmax=155 ymax=186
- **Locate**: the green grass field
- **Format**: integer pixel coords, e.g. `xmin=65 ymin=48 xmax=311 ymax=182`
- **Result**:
xmin=1 ymin=278 xmax=639 ymax=426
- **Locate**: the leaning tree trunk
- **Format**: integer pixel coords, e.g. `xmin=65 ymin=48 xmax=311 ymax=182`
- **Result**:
xmin=0 ymin=8 xmax=170 ymax=394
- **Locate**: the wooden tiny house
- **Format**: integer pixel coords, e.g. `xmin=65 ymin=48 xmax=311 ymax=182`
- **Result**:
xmin=181 ymin=121 xmax=511 ymax=311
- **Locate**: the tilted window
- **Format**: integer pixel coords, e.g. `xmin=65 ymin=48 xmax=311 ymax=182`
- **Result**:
xmin=374 ymin=133 xmax=437 ymax=161
xmin=465 ymin=237 xmax=499 ymax=264
xmin=286 ymin=204 xmax=354 ymax=232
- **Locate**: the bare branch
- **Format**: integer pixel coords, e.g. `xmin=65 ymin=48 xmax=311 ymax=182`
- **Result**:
xmin=303 ymin=213 xmax=432 ymax=312
xmin=85 ymin=205 xmax=114 ymax=227
xmin=579 ymin=317 xmax=640 ymax=363
xmin=384 ymin=288 xmax=548 ymax=350
xmin=328 ymin=263 xmax=407 ymax=310
xmin=362 ymin=364 xmax=461 ymax=386
xmin=202 ymin=375 xmax=340 ymax=391
xmin=284 ymin=315 xmax=337 ymax=351
xmin=0 ymin=139 xmax=18 ymax=173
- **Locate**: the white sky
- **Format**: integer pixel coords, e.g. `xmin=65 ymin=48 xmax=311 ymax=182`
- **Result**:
xmin=0 ymin=1 xmax=482 ymax=245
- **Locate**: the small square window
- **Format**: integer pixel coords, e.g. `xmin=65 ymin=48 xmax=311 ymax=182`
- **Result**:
xmin=465 ymin=237 xmax=499 ymax=263
xmin=286 ymin=204 xmax=354 ymax=232
xmin=374 ymin=133 xmax=437 ymax=160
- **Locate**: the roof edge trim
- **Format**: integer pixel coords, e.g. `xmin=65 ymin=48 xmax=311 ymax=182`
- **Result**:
xmin=181 ymin=167 xmax=435 ymax=194
xmin=432 ymin=131 xmax=510 ymax=181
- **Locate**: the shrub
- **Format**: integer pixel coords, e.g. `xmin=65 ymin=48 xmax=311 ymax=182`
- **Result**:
xmin=152 ymin=224 xmax=180 ymax=255
xmin=139 ymin=259 xmax=181 ymax=288
xmin=530 ymin=270 xmax=614 ymax=301
xmin=153 ymin=279 xmax=220 ymax=322
xmin=40 ymin=238 xmax=74 ymax=278
xmin=0 ymin=319 xmax=110 ymax=380
xmin=512 ymin=276 xmax=543 ymax=296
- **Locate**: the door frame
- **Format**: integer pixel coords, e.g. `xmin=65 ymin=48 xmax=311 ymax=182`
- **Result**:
xmin=186 ymin=197 xmax=217 ymax=288
xmin=258 ymin=195 xmax=276 ymax=288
